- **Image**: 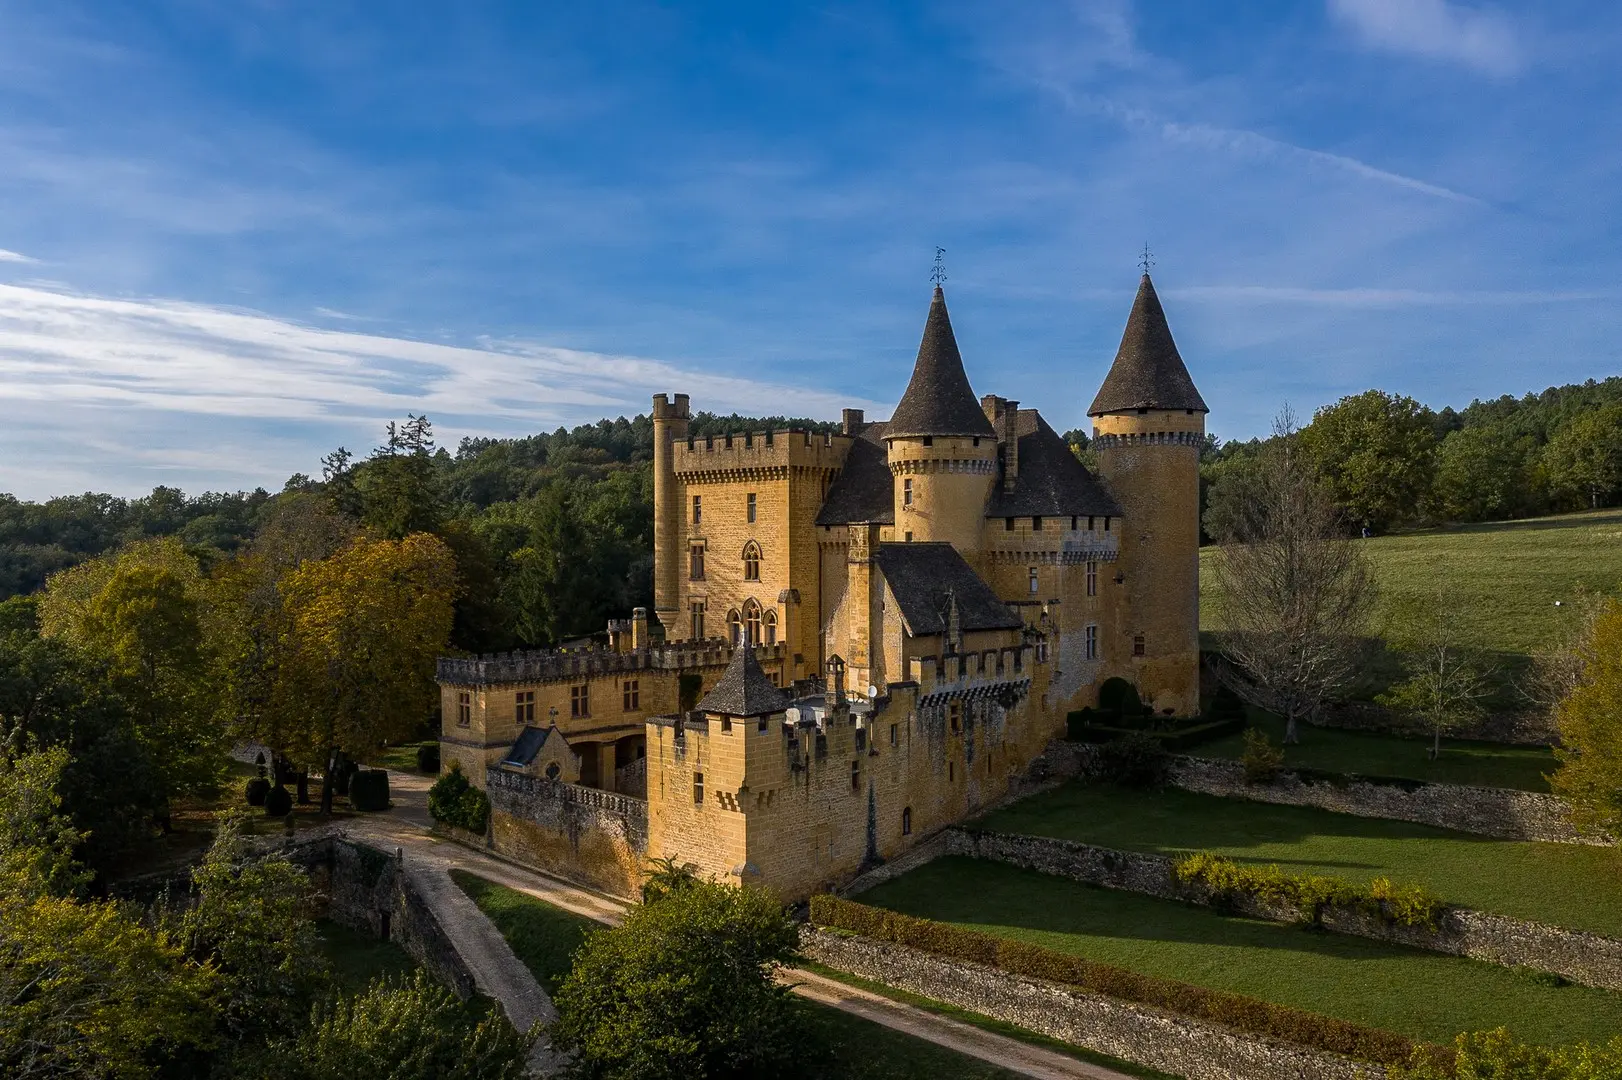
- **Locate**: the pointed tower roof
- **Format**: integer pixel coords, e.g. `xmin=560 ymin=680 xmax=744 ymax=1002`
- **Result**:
xmin=886 ymin=287 xmax=997 ymax=440
xmin=1088 ymin=274 xmax=1208 ymax=416
xmin=696 ymin=645 xmax=791 ymax=717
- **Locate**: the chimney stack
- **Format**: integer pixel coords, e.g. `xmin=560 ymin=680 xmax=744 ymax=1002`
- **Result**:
xmin=842 ymin=408 xmax=864 ymax=435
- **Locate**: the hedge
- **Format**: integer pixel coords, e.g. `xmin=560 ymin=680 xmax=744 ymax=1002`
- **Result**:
xmin=808 ymin=894 xmax=1449 ymax=1071
xmin=1174 ymin=852 xmax=1444 ymax=930
xmin=427 ymin=764 xmax=490 ymax=834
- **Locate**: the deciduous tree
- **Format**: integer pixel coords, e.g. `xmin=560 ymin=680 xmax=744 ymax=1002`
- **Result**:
xmin=1543 ymin=403 xmax=1622 ymax=509
xmin=1550 ymin=598 xmax=1622 ymax=836
xmin=1300 ymin=390 xmax=1437 ymax=532
xmin=1377 ymin=588 xmax=1493 ymax=759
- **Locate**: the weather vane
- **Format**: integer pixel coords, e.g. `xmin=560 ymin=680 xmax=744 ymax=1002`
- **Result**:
xmin=1139 ymin=243 xmax=1154 ymax=275
xmin=931 ymin=247 xmax=947 ymax=287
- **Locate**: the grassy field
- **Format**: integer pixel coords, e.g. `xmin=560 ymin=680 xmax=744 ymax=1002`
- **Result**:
xmin=1198 ymin=711 xmax=1557 ymax=790
xmin=1200 ymin=508 xmax=1622 ymax=702
xmin=314 ymin=918 xmax=418 ymax=991
xmin=860 ymin=857 xmax=1622 ymax=1047
xmin=974 ymin=783 xmax=1622 ymax=937
xmin=368 ymin=741 xmax=436 ymax=774
xmin=450 ymin=872 xmax=1037 ymax=1080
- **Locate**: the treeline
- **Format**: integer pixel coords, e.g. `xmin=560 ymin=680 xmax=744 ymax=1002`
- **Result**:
xmin=1202 ymin=377 xmax=1622 ymax=536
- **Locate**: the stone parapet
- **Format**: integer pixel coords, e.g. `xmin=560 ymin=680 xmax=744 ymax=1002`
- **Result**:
xmin=485 ymin=767 xmax=648 ymax=898
xmin=437 ymin=639 xmax=783 ymax=688
xmin=800 ymin=927 xmax=1379 ymax=1080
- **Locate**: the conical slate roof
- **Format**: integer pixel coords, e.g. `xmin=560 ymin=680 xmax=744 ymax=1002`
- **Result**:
xmin=886 ymin=287 xmax=997 ymax=440
xmin=1088 ymin=274 xmax=1208 ymax=416
xmin=696 ymin=644 xmax=791 ymax=717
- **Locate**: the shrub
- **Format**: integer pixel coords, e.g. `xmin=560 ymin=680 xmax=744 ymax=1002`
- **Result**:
xmin=809 ymin=895 xmax=1438 ymax=1070
xmin=1240 ymin=728 xmax=1286 ymax=784
xmin=1091 ymin=731 xmax=1170 ymax=789
xmin=1389 ymin=1027 xmax=1622 ymax=1079
xmin=347 ymin=770 xmax=391 ymax=813
xmin=245 ymin=776 xmax=271 ymax=807
xmin=416 ymin=743 xmax=441 ymax=774
xmin=427 ymin=765 xmax=489 ymax=834
xmin=1173 ymin=853 xmax=1444 ymax=930
xmin=264 ymin=785 xmax=293 ymax=818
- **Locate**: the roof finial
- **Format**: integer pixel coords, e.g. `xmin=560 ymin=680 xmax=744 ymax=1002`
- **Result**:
xmin=931 ymin=246 xmax=947 ymax=288
xmin=1139 ymin=242 xmax=1154 ymax=276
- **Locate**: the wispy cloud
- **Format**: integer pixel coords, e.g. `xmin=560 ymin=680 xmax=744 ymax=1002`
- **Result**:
xmin=0 ymin=248 xmax=36 ymax=263
xmin=0 ymin=282 xmax=884 ymax=497
xmin=1328 ymin=0 xmax=1523 ymax=76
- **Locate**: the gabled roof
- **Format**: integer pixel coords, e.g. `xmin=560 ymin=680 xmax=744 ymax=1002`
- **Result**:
xmin=886 ymin=287 xmax=997 ymax=440
xmin=816 ymin=420 xmax=895 ymax=525
xmin=1089 ymin=274 xmax=1208 ymax=416
xmin=696 ymin=645 xmax=791 ymax=717
xmin=501 ymin=725 xmax=551 ymax=767
xmin=872 ymin=543 xmax=1022 ymax=637
xmin=987 ymin=412 xmax=1122 ymax=518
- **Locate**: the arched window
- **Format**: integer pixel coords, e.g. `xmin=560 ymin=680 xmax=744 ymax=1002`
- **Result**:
xmin=727 ymin=609 xmax=742 ymax=645
xmin=763 ymin=609 xmax=778 ymax=645
xmin=743 ymin=600 xmax=762 ymax=646
xmin=901 ymin=807 xmax=912 ymax=836
xmin=742 ymin=540 xmax=761 ymax=581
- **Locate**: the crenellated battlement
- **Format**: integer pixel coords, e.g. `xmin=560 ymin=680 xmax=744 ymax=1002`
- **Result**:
xmin=1091 ymin=430 xmax=1205 ymax=450
xmin=438 ymin=639 xmax=788 ymax=688
xmin=671 ymin=429 xmax=852 ymax=481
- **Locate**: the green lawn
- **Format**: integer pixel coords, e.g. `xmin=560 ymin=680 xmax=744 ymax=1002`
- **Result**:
xmin=1201 ymin=508 xmax=1622 ymax=702
xmin=368 ymin=741 xmax=436 ymax=774
xmin=1198 ymin=711 xmax=1556 ymax=791
xmin=450 ymin=872 xmax=1043 ymax=1079
xmin=314 ymin=918 xmax=418 ymax=991
xmin=974 ymin=783 xmax=1622 ymax=937
xmin=860 ymin=857 xmax=1622 ymax=1047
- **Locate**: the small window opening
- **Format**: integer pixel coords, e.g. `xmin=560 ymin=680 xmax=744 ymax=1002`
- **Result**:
xmin=693 ymin=772 xmax=704 ymax=804
xmin=902 ymin=807 xmax=913 ymax=835
xmin=747 ymin=492 xmax=757 ymax=523
xmin=1133 ymin=634 xmax=1147 ymax=657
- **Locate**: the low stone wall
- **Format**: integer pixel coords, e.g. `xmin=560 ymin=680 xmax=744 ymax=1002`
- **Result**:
xmin=290 ymin=834 xmax=477 ymax=1000
xmin=947 ymin=828 xmax=1622 ymax=992
xmin=801 ymin=927 xmax=1379 ymax=1080
xmin=485 ymin=769 xmax=648 ymax=899
xmin=1170 ymin=756 xmax=1610 ymax=846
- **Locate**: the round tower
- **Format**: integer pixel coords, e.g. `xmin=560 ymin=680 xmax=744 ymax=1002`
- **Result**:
xmin=651 ymin=392 xmax=690 ymax=640
xmin=1090 ymin=274 xmax=1207 ymax=717
xmin=885 ymin=286 xmax=997 ymax=551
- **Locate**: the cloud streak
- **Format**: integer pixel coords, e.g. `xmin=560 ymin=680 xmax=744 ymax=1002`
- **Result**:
xmin=1328 ymin=0 xmax=1523 ymax=76
xmin=0 ymin=249 xmax=36 ymax=263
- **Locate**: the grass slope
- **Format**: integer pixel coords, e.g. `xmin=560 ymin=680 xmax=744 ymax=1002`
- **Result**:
xmin=1197 ymin=711 xmax=1556 ymax=791
xmin=449 ymin=872 xmax=1028 ymax=1080
xmin=860 ymin=857 xmax=1622 ymax=1047
xmin=1200 ymin=508 xmax=1622 ymax=701
xmin=974 ymin=783 xmax=1622 ymax=937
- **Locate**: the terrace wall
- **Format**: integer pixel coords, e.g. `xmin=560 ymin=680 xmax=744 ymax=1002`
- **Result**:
xmin=801 ymin=927 xmax=1379 ymax=1080
xmin=484 ymin=768 xmax=648 ymax=899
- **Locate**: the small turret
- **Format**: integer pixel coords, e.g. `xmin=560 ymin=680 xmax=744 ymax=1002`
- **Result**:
xmin=651 ymin=393 xmax=691 ymax=639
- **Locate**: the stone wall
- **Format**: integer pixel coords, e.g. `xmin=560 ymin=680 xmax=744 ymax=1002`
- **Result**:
xmin=946 ymin=828 xmax=1622 ymax=992
xmin=801 ymin=927 xmax=1379 ymax=1080
xmin=485 ymin=768 xmax=648 ymax=899
xmin=1170 ymin=756 xmax=1611 ymax=846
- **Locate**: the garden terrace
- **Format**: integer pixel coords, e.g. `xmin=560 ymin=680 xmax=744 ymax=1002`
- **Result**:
xmin=855 ymin=857 xmax=1622 ymax=1047
xmin=973 ymin=783 xmax=1622 ymax=937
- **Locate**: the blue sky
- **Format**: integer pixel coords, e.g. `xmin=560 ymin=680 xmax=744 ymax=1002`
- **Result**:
xmin=0 ymin=1 xmax=1618 ymax=500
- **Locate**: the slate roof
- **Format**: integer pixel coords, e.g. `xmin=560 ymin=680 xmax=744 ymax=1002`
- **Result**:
xmin=872 ymin=543 xmax=1022 ymax=637
xmin=987 ymin=412 xmax=1122 ymax=518
xmin=886 ymin=287 xmax=997 ymax=440
xmin=1089 ymin=274 xmax=1208 ymax=416
xmin=501 ymin=725 xmax=551 ymax=767
xmin=815 ymin=421 xmax=895 ymax=525
xmin=696 ymin=644 xmax=791 ymax=717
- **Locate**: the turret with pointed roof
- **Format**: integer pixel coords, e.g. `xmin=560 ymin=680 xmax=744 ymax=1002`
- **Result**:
xmin=886 ymin=287 xmax=997 ymax=440
xmin=696 ymin=644 xmax=791 ymax=718
xmin=1089 ymin=274 xmax=1207 ymax=416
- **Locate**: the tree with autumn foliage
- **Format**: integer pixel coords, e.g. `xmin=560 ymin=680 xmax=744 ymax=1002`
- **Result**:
xmin=1550 ymin=598 xmax=1622 ymax=837
xmin=274 ymin=533 xmax=458 ymax=813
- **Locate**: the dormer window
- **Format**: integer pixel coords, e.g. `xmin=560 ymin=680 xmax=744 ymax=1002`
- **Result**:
xmin=921 ymin=436 xmax=933 ymax=446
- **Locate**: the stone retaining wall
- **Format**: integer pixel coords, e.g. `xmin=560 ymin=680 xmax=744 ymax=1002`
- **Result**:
xmin=485 ymin=768 xmax=648 ymax=899
xmin=801 ymin=927 xmax=1379 ymax=1080
xmin=1169 ymin=756 xmax=1611 ymax=846
xmin=946 ymin=828 xmax=1622 ymax=992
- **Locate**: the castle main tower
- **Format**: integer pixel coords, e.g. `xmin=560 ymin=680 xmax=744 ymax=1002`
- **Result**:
xmin=1090 ymin=274 xmax=1207 ymax=716
xmin=651 ymin=392 xmax=691 ymax=640
xmin=885 ymin=286 xmax=998 ymax=551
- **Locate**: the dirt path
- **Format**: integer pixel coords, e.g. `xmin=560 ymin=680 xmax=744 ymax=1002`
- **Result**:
xmin=348 ymin=768 xmax=1139 ymax=1080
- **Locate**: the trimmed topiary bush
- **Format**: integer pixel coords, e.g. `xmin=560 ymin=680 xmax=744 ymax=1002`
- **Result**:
xmin=416 ymin=742 xmax=441 ymax=774
xmin=427 ymin=763 xmax=490 ymax=833
xmin=245 ymin=773 xmax=271 ymax=807
xmin=348 ymin=769 xmax=391 ymax=812
xmin=264 ymin=784 xmax=293 ymax=817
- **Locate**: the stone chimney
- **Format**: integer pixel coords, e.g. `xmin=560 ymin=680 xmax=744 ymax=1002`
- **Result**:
xmin=981 ymin=395 xmax=1021 ymax=493
xmin=631 ymin=607 xmax=649 ymax=650
xmin=842 ymin=408 xmax=864 ymax=435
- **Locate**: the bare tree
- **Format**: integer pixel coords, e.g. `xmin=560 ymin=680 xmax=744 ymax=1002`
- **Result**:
xmin=1378 ymin=585 xmax=1493 ymax=759
xmin=1210 ymin=410 xmax=1374 ymax=743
